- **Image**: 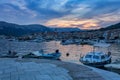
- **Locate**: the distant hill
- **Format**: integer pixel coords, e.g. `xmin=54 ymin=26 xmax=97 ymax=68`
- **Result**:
xmin=99 ymin=23 xmax=120 ymax=31
xmin=0 ymin=21 xmax=82 ymax=36
xmin=0 ymin=21 xmax=119 ymax=36
xmin=0 ymin=21 xmax=52 ymax=36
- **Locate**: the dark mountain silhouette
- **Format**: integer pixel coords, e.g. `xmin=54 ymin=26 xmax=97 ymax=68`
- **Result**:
xmin=0 ymin=21 xmax=81 ymax=36
xmin=99 ymin=23 xmax=120 ymax=31
xmin=0 ymin=21 xmax=119 ymax=36
xmin=0 ymin=21 xmax=52 ymax=36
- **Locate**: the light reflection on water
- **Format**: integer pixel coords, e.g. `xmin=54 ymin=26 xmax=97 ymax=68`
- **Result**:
xmin=0 ymin=39 xmax=120 ymax=63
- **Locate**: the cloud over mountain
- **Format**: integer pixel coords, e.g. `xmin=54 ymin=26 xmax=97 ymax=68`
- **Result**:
xmin=0 ymin=0 xmax=120 ymax=29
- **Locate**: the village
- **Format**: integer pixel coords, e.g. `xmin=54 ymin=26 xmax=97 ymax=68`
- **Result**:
xmin=3 ymin=28 xmax=119 ymax=44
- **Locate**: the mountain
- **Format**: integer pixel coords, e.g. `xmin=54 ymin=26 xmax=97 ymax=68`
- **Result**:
xmin=0 ymin=21 xmax=52 ymax=36
xmin=99 ymin=23 xmax=120 ymax=31
xmin=0 ymin=21 xmax=119 ymax=37
xmin=0 ymin=21 xmax=82 ymax=36
xmin=52 ymin=27 xmax=81 ymax=32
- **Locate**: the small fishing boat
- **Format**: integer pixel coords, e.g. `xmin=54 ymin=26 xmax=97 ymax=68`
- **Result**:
xmin=25 ymin=49 xmax=61 ymax=60
xmin=60 ymin=39 xmax=75 ymax=45
xmin=80 ymin=43 xmax=112 ymax=67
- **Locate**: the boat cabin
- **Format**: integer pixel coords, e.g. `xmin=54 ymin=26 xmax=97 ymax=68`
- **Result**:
xmin=83 ymin=52 xmax=110 ymax=63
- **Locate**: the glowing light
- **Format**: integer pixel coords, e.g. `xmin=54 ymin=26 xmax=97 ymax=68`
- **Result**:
xmin=46 ymin=18 xmax=99 ymax=29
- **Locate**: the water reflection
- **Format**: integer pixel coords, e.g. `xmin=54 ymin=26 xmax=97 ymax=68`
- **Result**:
xmin=0 ymin=40 xmax=120 ymax=63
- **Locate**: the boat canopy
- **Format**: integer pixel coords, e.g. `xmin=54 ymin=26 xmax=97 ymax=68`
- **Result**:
xmin=93 ymin=43 xmax=110 ymax=47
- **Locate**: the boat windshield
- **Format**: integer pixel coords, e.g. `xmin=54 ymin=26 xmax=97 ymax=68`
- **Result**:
xmin=93 ymin=55 xmax=99 ymax=59
xmin=85 ymin=55 xmax=92 ymax=58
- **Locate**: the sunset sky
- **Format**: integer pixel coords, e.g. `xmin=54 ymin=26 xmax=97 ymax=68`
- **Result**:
xmin=0 ymin=0 xmax=120 ymax=29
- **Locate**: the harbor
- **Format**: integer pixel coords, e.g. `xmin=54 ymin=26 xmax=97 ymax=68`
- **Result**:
xmin=0 ymin=39 xmax=120 ymax=63
xmin=0 ymin=0 xmax=120 ymax=80
xmin=0 ymin=39 xmax=120 ymax=77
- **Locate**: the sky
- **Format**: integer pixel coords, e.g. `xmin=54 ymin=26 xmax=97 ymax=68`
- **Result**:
xmin=0 ymin=0 xmax=120 ymax=30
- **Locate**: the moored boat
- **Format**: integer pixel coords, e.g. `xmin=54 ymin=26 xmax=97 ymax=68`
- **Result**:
xmin=80 ymin=43 xmax=112 ymax=67
xmin=60 ymin=39 xmax=76 ymax=45
xmin=24 ymin=49 xmax=61 ymax=60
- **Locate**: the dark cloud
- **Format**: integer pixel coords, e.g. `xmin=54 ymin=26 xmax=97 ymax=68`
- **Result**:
xmin=0 ymin=0 xmax=120 ymax=29
xmin=83 ymin=1 xmax=120 ymax=18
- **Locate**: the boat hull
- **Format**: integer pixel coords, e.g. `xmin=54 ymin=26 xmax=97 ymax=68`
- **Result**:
xmin=23 ymin=53 xmax=61 ymax=60
xmin=80 ymin=58 xmax=111 ymax=67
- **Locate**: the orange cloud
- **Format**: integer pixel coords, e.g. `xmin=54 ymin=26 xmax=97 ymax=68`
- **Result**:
xmin=45 ymin=10 xmax=120 ymax=30
xmin=82 ymin=22 xmax=100 ymax=29
xmin=46 ymin=18 xmax=99 ymax=29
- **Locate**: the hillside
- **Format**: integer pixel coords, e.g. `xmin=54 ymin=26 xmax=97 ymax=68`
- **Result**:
xmin=99 ymin=23 xmax=120 ymax=31
xmin=0 ymin=21 xmax=52 ymax=36
xmin=0 ymin=21 xmax=82 ymax=36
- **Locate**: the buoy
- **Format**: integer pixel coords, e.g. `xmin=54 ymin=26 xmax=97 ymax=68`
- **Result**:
xmin=66 ymin=53 xmax=69 ymax=57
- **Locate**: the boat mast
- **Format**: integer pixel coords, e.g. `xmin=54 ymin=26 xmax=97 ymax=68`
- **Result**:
xmin=93 ymin=46 xmax=95 ymax=53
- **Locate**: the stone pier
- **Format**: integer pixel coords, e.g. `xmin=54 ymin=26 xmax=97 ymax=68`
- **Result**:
xmin=0 ymin=58 xmax=117 ymax=80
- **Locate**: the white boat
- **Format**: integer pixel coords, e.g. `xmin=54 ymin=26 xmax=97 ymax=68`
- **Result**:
xmin=26 ymin=50 xmax=61 ymax=60
xmin=60 ymin=39 xmax=75 ymax=45
xmin=80 ymin=43 xmax=112 ymax=67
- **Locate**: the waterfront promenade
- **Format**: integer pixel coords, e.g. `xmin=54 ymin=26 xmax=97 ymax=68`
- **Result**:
xmin=0 ymin=58 xmax=120 ymax=80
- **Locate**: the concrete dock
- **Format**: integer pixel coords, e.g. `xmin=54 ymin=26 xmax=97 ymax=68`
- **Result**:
xmin=0 ymin=58 xmax=120 ymax=80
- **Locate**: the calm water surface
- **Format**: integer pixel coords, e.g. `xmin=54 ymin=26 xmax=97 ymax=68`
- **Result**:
xmin=0 ymin=39 xmax=120 ymax=63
